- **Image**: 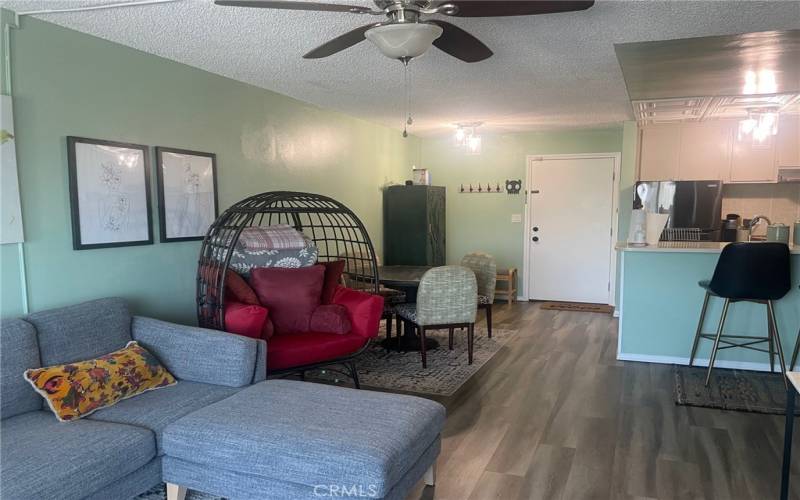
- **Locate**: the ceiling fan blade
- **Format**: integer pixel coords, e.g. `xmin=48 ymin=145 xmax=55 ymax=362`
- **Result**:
xmin=303 ymin=23 xmax=382 ymax=59
xmin=428 ymin=21 xmax=492 ymax=63
xmin=214 ymin=0 xmax=375 ymax=14
xmin=439 ymin=0 xmax=594 ymax=17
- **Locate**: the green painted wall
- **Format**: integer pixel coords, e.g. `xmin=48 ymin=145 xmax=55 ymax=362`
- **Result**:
xmin=1 ymin=15 xmax=419 ymax=322
xmin=620 ymin=250 xmax=800 ymax=367
xmin=419 ymin=126 xmax=625 ymax=295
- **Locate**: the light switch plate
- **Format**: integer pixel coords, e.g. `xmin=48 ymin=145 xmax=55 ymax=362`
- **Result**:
xmin=511 ymin=214 xmax=522 ymax=223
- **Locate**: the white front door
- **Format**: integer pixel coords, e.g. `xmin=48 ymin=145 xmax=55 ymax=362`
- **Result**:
xmin=527 ymin=156 xmax=615 ymax=304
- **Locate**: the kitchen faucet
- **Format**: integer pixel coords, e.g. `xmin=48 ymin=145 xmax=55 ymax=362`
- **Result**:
xmin=749 ymin=215 xmax=771 ymax=241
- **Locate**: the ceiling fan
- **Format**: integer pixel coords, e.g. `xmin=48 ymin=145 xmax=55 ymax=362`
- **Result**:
xmin=214 ymin=0 xmax=595 ymax=63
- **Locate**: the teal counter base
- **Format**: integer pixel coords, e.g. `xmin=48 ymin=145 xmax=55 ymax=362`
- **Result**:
xmin=618 ymin=250 xmax=800 ymax=371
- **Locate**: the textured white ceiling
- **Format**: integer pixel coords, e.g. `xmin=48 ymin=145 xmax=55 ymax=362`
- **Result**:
xmin=5 ymin=0 xmax=800 ymax=136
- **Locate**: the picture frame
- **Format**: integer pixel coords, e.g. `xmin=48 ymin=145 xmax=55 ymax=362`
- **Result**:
xmin=155 ymin=147 xmax=218 ymax=242
xmin=67 ymin=136 xmax=153 ymax=250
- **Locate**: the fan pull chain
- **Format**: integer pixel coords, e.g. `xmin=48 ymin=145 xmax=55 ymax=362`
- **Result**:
xmin=402 ymin=58 xmax=412 ymax=138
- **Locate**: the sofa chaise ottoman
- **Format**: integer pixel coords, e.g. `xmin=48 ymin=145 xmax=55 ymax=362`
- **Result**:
xmin=162 ymin=380 xmax=445 ymax=500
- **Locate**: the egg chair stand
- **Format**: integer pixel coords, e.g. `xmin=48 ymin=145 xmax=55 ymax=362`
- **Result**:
xmin=196 ymin=191 xmax=380 ymax=386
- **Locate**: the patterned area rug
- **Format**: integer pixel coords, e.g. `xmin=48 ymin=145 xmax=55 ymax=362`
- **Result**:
xmin=674 ymin=365 xmax=797 ymax=415
xmin=539 ymin=301 xmax=613 ymax=313
xmin=135 ymin=484 xmax=222 ymax=500
xmin=310 ymin=326 xmax=515 ymax=397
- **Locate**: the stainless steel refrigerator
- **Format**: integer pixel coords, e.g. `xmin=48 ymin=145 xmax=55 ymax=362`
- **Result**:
xmin=633 ymin=180 xmax=723 ymax=241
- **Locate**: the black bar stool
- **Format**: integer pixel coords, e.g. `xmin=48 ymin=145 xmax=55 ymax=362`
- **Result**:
xmin=688 ymin=242 xmax=792 ymax=387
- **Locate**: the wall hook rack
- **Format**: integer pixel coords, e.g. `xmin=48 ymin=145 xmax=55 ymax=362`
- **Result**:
xmin=460 ymin=183 xmax=504 ymax=194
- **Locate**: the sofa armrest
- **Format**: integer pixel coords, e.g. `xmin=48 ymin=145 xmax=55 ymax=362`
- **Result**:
xmin=132 ymin=316 xmax=265 ymax=387
xmin=332 ymin=287 xmax=384 ymax=339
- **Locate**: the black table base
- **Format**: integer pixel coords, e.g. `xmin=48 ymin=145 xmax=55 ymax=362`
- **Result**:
xmin=381 ymin=336 xmax=439 ymax=352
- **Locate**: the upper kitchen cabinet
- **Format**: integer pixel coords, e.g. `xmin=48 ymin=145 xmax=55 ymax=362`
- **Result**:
xmin=639 ymin=124 xmax=681 ymax=181
xmin=678 ymin=121 xmax=733 ymax=181
xmin=776 ymin=113 xmax=800 ymax=167
xmin=730 ymin=132 xmax=776 ymax=183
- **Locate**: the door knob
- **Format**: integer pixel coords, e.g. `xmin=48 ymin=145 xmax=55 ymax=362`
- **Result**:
xmin=533 ymin=226 xmax=539 ymax=232
xmin=532 ymin=236 xmax=539 ymax=242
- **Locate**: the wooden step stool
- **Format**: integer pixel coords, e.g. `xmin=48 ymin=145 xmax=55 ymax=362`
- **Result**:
xmin=495 ymin=268 xmax=517 ymax=304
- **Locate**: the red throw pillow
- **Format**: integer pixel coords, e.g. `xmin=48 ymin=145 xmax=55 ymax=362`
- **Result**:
xmin=225 ymin=271 xmax=260 ymax=305
xmin=249 ymin=265 xmax=325 ymax=335
xmin=332 ymin=286 xmax=384 ymax=339
xmin=309 ymin=304 xmax=352 ymax=334
xmin=262 ymin=316 xmax=275 ymax=340
xmin=224 ymin=301 xmax=268 ymax=340
xmin=320 ymin=260 xmax=346 ymax=305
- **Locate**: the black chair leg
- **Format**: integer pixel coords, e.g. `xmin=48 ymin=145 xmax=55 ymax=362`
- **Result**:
xmin=448 ymin=327 xmax=454 ymax=350
xmin=705 ymin=298 xmax=730 ymax=387
xmin=486 ymin=304 xmax=493 ymax=338
xmin=467 ymin=324 xmax=474 ymax=365
xmin=419 ymin=326 xmax=427 ymax=369
xmin=689 ymin=292 xmax=710 ymax=367
xmin=769 ymin=300 xmax=789 ymax=389
xmin=791 ymin=325 xmax=800 ymax=372
xmin=349 ymin=362 xmax=361 ymax=389
xmin=386 ymin=314 xmax=392 ymax=341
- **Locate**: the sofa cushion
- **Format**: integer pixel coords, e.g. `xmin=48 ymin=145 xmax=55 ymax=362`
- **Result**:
xmin=89 ymin=381 xmax=240 ymax=454
xmin=25 ymin=341 xmax=177 ymax=422
xmin=1 ymin=411 xmax=156 ymax=500
xmin=267 ymin=331 xmax=368 ymax=371
xmin=25 ymin=297 xmax=132 ymax=366
xmin=249 ymin=265 xmax=325 ymax=335
xmin=1 ymin=318 xmax=42 ymax=419
xmin=309 ymin=304 xmax=351 ymax=334
xmin=332 ymin=286 xmax=384 ymax=339
xmin=162 ymin=380 xmax=446 ymax=498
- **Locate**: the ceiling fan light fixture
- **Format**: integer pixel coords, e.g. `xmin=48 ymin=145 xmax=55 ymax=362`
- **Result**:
xmin=365 ymin=23 xmax=443 ymax=60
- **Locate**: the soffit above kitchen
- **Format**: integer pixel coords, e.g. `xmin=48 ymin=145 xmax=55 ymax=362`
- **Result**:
xmin=4 ymin=0 xmax=800 ymax=136
xmin=615 ymin=29 xmax=800 ymax=126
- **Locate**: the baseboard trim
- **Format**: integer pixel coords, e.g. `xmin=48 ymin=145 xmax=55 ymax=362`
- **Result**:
xmin=616 ymin=352 xmax=776 ymax=372
xmin=612 ymin=309 xmax=620 ymax=318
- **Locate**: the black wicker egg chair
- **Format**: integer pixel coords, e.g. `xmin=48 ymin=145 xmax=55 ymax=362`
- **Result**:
xmin=196 ymin=191 xmax=381 ymax=386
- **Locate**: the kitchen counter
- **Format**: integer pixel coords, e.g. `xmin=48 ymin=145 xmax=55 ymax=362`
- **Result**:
xmin=616 ymin=241 xmax=800 ymax=254
xmin=616 ymin=244 xmax=800 ymax=370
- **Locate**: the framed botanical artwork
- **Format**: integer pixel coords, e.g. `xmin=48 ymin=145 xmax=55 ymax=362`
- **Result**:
xmin=155 ymin=147 xmax=218 ymax=242
xmin=67 ymin=136 xmax=153 ymax=250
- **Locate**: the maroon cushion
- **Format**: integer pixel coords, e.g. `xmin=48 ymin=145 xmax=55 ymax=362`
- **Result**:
xmin=224 ymin=301 xmax=268 ymax=340
xmin=320 ymin=260 xmax=346 ymax=305
xmin=332 ymin=286 xmax=384 ymax=339
xmin=225 ymin=270 xmax=260 ymax=305
xmin=249 ymin=265 xmax=325 ymax=335
xmin=267 ymin=331 xmax=368 ymax=371
xmin=261 ymin=316 xmax=275 ymax=340
xmin=309 ymin=304 xmax=351 ymax=335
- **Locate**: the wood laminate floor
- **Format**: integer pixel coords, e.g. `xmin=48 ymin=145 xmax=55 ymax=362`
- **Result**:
xmin=398 ymin=301 xmax=800 ymax=500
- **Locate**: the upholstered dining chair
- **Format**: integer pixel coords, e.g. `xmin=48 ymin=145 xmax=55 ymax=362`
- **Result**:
xmin=460 ymin=252 xmax=497 ymax=338
xmin=395 ymin=266 xmax=478 ymax=368
xmin=339 ymin=251 xmax=406 ymax=342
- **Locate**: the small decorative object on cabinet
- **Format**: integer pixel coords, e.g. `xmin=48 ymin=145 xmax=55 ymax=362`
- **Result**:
xmin=155 ymin=147 xmax=219 ymax=242
xmin=67 ymin=136 xmax=153 ymax=250
xmin=412 ymin=168 xmax=430 ymax=185
xmin=384 ymin=185 xmax=445 ymax=266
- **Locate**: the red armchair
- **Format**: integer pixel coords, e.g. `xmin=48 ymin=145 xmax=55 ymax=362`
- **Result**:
xmin=225 ymin=285 xmax=383 ymax=388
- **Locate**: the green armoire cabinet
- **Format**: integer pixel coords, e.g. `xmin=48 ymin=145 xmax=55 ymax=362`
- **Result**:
xmin=383 ymin=185 xmax=445 ymax=266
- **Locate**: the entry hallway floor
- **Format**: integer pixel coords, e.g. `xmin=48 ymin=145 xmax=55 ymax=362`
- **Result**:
xmin=402 ymin=301 xmax=800 ymax=500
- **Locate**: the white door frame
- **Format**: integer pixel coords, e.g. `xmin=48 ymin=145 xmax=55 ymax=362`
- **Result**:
xmin=522 ymin=153 xmax=622 ymax=306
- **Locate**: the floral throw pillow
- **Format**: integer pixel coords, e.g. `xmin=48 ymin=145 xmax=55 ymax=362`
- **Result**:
xmin=24 ymin=341 xmax=177 ymax=422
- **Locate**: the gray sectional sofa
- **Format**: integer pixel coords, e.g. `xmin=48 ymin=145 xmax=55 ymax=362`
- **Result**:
xmin=0 ymin=298 xmax=445 ymax=500
xmin=0 ymin=297 xmax=266 ymax=499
